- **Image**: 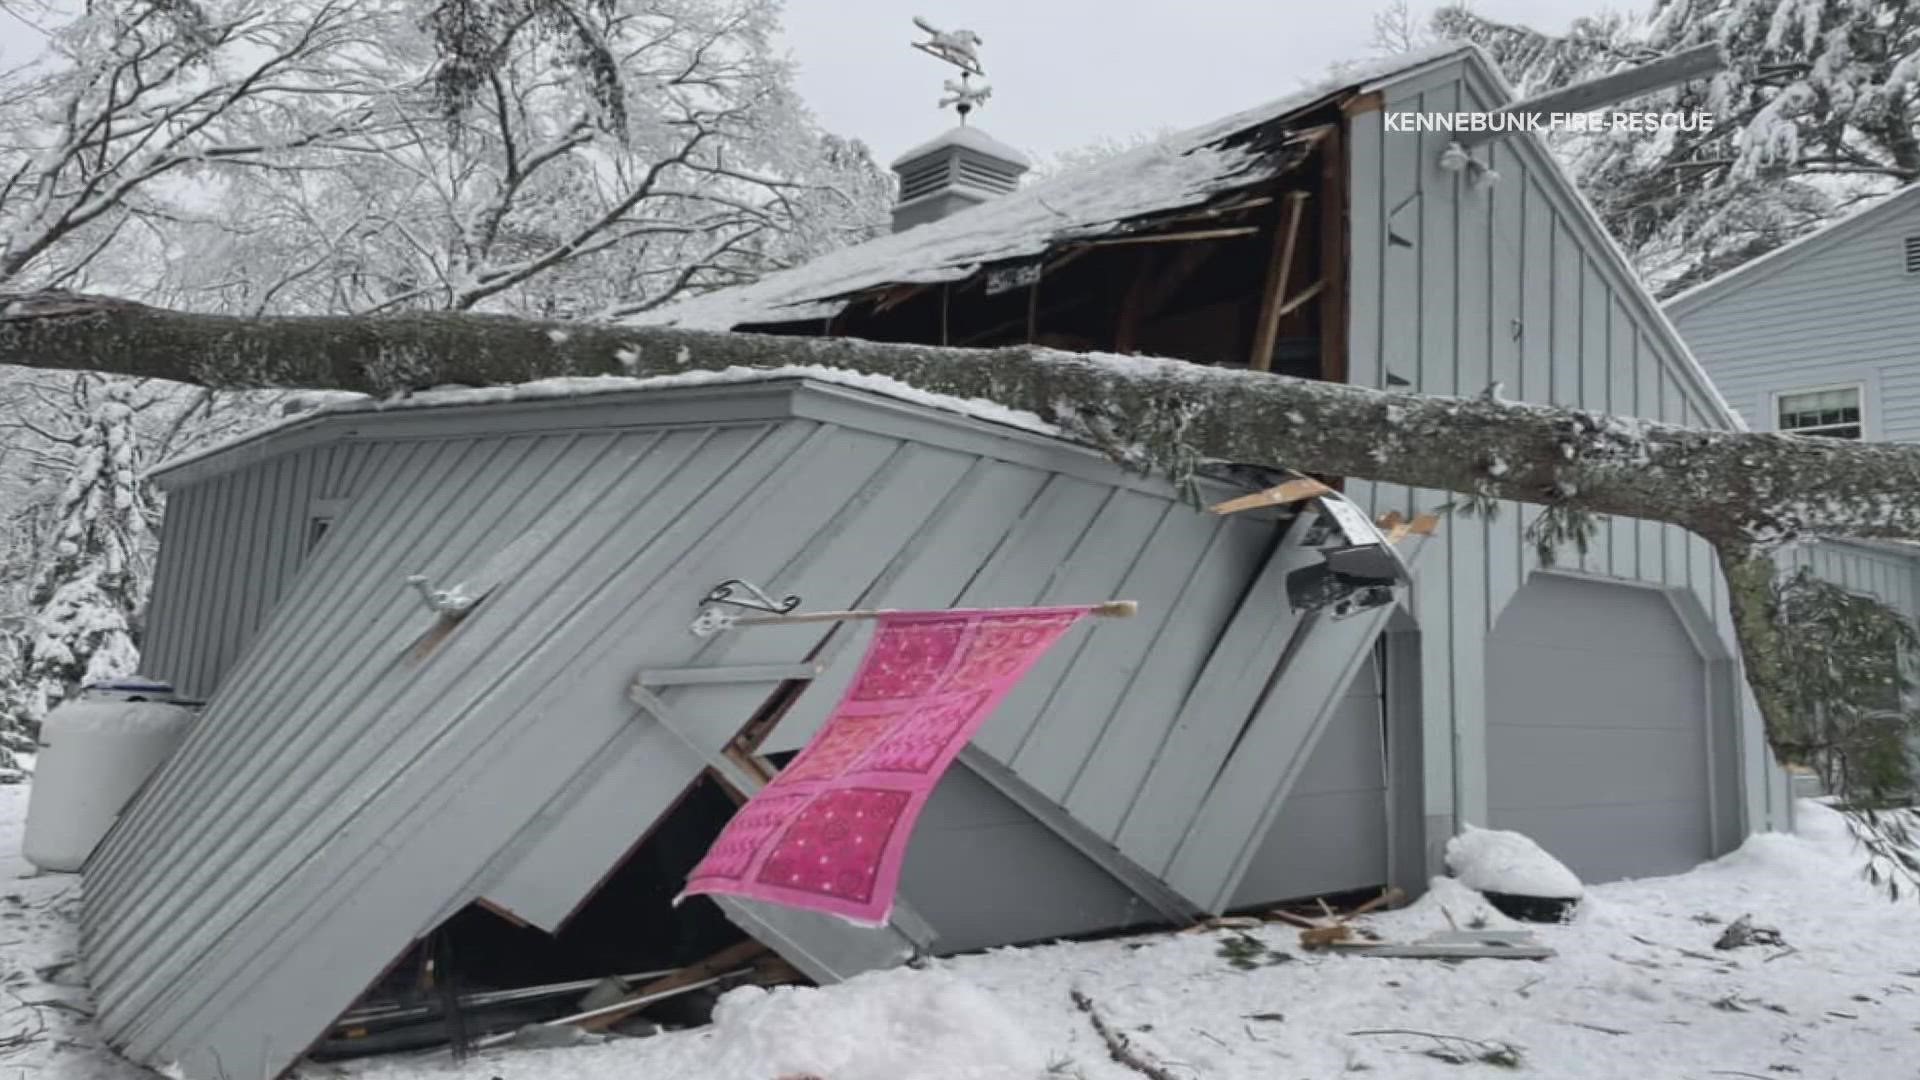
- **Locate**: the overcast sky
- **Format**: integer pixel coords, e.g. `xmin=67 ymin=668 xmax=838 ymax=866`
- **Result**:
xmin=778 ymin=0 xmax=1611 ymax=166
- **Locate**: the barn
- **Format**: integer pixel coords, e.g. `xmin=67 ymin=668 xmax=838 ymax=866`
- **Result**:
xmin=80 ymin=43 xmax=1792 ymax=1080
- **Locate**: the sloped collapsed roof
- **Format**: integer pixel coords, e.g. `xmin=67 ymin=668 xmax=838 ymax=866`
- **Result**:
xmin=638 ymin=45 xmax=1477 ymax=333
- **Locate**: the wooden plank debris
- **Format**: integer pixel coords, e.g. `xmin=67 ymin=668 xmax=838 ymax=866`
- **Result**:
xmin=1328 ymin=939 xmax=1554 ymax=960
xmin=575 ymin=939 xmax=770 ymax=1032
xmin=1209 ymin=475 xmax=1332 ymax=515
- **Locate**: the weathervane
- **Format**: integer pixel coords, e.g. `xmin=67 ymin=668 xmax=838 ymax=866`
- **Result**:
xmin=912 ymin=15 xmax=991 ymax=123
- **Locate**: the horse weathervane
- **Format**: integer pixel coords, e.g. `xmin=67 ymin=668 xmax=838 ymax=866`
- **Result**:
xmin=912 ymin=15 xmax=991 ymax=122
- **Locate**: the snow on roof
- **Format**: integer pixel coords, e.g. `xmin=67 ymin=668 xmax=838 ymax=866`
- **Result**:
xmin=638 ymin=45 xmax=1475 ymax=333
xmin=1664 ymin=182 xmax=1920 ymax=315
xmin=890 ymin=124 xmax=1032 ymax=170
xmin=146 ymin=367 xmax=1060 ymax=482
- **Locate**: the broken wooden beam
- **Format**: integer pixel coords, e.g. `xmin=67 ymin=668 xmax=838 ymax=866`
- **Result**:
xmin=1209 ymin=475 xmax=1332 ymax=515
xmin=1075 ymin=225 xmax=1260 ymax=248
xmin=575 ymin=939 xmax=770 ymax=1032
xmin=1273 ymin=278 xmax=1326 ymax=319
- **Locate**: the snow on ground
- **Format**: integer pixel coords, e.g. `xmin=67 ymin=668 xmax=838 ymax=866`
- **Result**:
xmin=2 ymin=789 xmax=1917 ymax=1079
xmin=0 ymin=784 xmax=151 ymax=1080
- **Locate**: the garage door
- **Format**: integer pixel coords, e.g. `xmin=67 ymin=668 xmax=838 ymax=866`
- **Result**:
xmin=1487 ymin=575 xmax=1712 ymax=882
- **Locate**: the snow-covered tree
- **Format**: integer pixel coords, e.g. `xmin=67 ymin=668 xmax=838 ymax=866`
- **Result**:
xmin=153 ymin=0 xmax=892 ymax=320
xmin=3 ymin=379 xmax=150 ymax=731
xmin=0 ymin=0 xmax=888 ymax=741
xmin=1416 ymin=1 xmax=1920 ymax=294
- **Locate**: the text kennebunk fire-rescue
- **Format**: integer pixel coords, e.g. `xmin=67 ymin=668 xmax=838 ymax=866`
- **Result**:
xmin=1383 ymin=111 xmax=1715 ymax=133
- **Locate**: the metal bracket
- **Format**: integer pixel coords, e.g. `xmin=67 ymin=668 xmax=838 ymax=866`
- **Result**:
xmin=692 ymin=578 xmax=802 ymax=639
xmin=703 ymin=578 xmax=801 ymax=615
xmin=405 ymin=574 xmax=478 ymax=616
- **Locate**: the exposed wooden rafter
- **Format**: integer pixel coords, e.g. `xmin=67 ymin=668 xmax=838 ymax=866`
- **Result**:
xmin=1074 ymin=225 xmax=1259 ymax=249
xmin=1274 ymin=278 xmax=1326 ymax=319
xmin=1112 ymin=248 xmax=1162 ymax=355
xmin=1248 ymin=190 xmax=1311 ymax=372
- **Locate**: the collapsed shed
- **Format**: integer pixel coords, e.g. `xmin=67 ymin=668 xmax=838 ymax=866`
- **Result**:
xmin=85 ymin=375 xmax=1420 ymax=1077
xmin=80 ymin=42 xmax=1793 ymax=1080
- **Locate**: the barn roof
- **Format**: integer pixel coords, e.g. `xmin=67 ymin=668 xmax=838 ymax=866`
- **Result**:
xmin=637 ymin=45 xmax=1478 ymax=333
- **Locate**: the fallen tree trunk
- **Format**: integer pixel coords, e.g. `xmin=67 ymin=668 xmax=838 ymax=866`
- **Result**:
xmin=4 ymin=289 xmax=1916 ymax=552
xmin=3 ymin=289 xmax=1917 ymax=860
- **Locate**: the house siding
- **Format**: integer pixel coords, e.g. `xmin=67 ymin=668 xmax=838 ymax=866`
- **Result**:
xmin=1668 ymin=187 xmax=1920 ymax=440
xmin=1780 ymin=540 xmax=1920 ymax=621
xmin=1345 ymin=59 xmax=1789 ymax=866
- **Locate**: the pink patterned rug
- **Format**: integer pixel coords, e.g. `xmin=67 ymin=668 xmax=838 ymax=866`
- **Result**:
xmin=678 ymin=606 xmax=1094 ymax=926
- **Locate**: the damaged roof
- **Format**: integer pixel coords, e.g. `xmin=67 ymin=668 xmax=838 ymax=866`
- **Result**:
xmin=639 ymin=45 xmax=1478 ymax=333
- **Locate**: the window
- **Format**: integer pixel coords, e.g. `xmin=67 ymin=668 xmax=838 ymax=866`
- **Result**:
xmin=1777 ymin=387 xmax=1863 ymax=439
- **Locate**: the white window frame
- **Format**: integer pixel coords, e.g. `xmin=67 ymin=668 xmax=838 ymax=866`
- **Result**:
xmin=1769 ymin=381 xmax=1870 ymax=440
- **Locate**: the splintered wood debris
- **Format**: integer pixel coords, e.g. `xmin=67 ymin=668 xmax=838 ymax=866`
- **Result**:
xmin=1193 ymin=886 xmax=1556 ymax=961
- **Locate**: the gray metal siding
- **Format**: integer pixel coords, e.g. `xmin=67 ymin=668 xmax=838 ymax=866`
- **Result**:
xmin=142 ymin=443 xmax=369 ymax=699
xmin=88 ymin=424 xmax=803 ymax=1075
xmin=1228 ymin=654 xmax=1387 ymax=907
xmin=1345 ymin=61 xmax=1791 ymax=850
xmin=85 ymin=387 xmax=1303 ymax=1080
xmin=901 ymin=766 xmax=1156 ymax=953
xmin=1669 ymin=188 xmax=1920 ymax=440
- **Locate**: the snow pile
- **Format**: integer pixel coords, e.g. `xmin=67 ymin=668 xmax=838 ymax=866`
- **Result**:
xmin=1445 ymin=825 xmax=1585 ymax=899
xmin=1400 ymin=875 xmax=1524 ymax=930
xmin=346 ymin=969 xmax=1056 ymax=1080
xmin=693 ymin=971 xmax=1054 ymax=1080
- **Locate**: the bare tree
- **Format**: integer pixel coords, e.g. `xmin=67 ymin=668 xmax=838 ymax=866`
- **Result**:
xmin=0 ymin=0 xmax=396 ymax=290
xmin=0 ymin=0 xmax=889 ymax=733
xmin=153 ymin=0 xmax=890 ymax=320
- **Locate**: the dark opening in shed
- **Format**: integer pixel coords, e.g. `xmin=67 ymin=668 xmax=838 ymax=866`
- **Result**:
xmin=314 ymin=775 xmax=760 ymax=1059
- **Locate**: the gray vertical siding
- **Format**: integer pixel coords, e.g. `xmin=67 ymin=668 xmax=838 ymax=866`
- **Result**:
xmin=1668 ymin=186 xmax=1920 ymax=440
xmin=87 ymin=384 xmax=1315 ymax=1080
xmin=1345 ymin=57 xmax=1792 ymax=850
xmin=900 ymin=766 xmax=1157 ymax=953
xmin=144 ymin=442 xmax=374 ymax=699
xmin=1227 ymin=654 xmax=1387 ymax=907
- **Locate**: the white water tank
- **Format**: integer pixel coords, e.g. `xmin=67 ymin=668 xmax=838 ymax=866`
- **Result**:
xmin=23 ymin=678 xmax=196 ymax=873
